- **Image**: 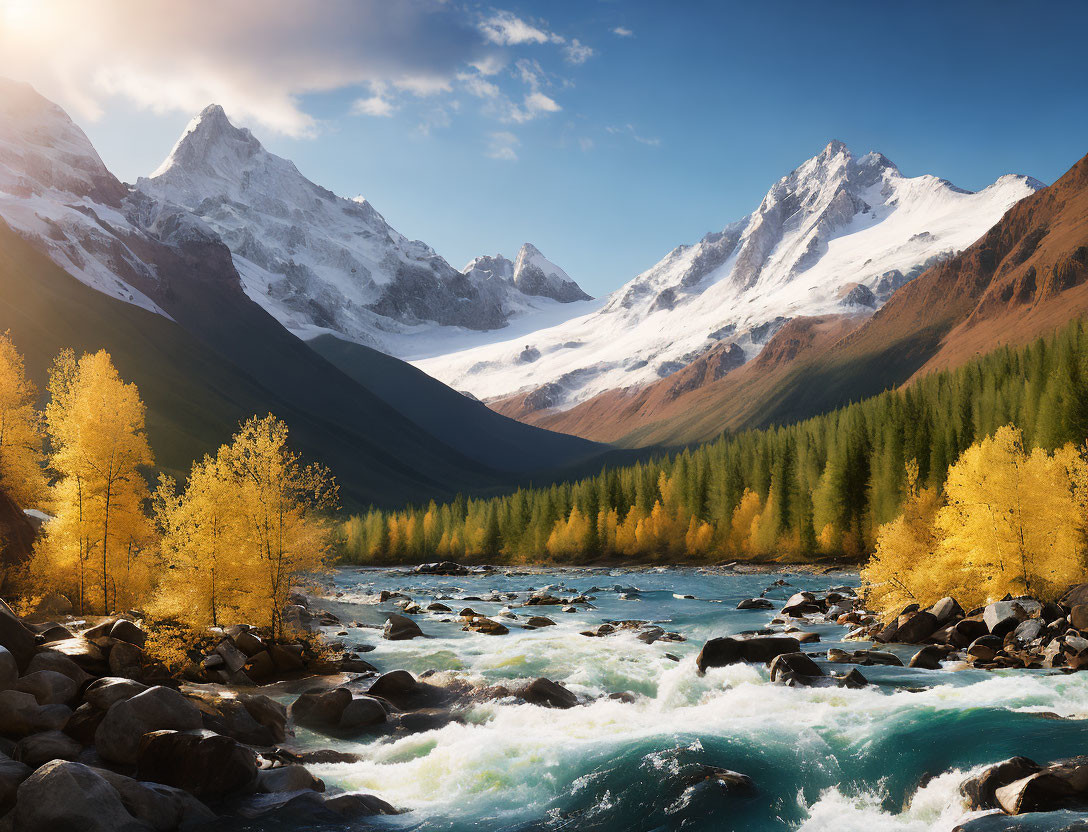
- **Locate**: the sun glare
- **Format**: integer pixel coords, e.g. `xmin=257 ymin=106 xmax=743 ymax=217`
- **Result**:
xmin=1 ymin=0 xmax=39 ymax=29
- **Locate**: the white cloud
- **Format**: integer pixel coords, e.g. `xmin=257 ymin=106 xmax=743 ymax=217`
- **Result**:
xmin=0 ymin=0 xmax=495 ymax=136
xmin=563 ymin=39 xmax=594 ymax=65
xmin=486 ymin=131 xmax=519 ymax=161
xmin=612 ymin=26 xmax=634 ymax=37
xmin=479 ymin=11 xmax=551 ymax=46
xmin=351 ymin=95 xmax=395 ymax=117
xmin=525 ymin=92 xmax=561 ymax=114
xmin=459 ymin=73 xmax=501 ymax=99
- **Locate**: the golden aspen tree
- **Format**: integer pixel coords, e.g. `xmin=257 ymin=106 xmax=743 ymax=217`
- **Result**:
xmin=729 ymin=489 xmax=762 ymax=556
xmin=221 ymin=415 xmax=337 ymax=640
xmin=0 ymin=332 xmax=46 ymax=507
xmin=152 ymin=452 xmax=243 ymax=628
xmin=861 ymin=460 xmax=941 ymax=616
xmin=37 ymin=350 xmax=153 ymax=613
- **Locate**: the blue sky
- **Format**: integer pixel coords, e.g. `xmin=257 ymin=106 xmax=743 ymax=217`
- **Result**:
xmin=3 ymin=0 xmax=1087 ymax=296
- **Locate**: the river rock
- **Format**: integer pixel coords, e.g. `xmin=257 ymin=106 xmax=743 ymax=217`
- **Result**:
xmin=946 ymin=617 xmax=989 ymax=648
xmin=737 ymin=598 xmax=773 ymax=610
xmin=696 ymin=636 xmax=801 ymax=673
xmin=290 ymin=688 xmax=352 ymax=730
xmin=84 ymin=678 xmax=149 ymax=710
xmin=0 ymin=690 xmax=52 ymax=736
xmin=967 ymin=635 xmax=1004 ymax=663
xmin=994 ymin=771 xmax=1075 ymax=814
xmin=893 ymin=611 xmax=940 ymax=644
xmin=0 ymin=755 xmax=30 ymax=812
xmin=47 ymin=637 xmax=108 ymax=674
xmin=525 ymin=616 xmax=556 ymax=627
xmin=908 ymin=645 xmax=945 ymax=669
xmin=240 ymin=694 xmax=288 ymax=743
xmin=837 ymin=668 xmax=870 ymax=689
xmin=521 ymin=677 xmax=578 ymax=709
xmin=463 ymin=616 xmax=509 ymax=636
xmin=109 ymin=619 xmax=147 ymax=648
xmin=94 ymin=766 xmax=216 ymax=830
xmin=13 ymin=760 xmax=152 ymax=832
xmin=257 ymin=764 xmax=325 ymax=794
xmin=16 ymin=669 xmax=79 ymax=705
xmin=426 ymin=602 xmax=452 ymax=612
xmin=35 ymin=591 xmax=73 ymax=616
xmin=383 ymin=613 xmax=424 ymax=641
xmin=95 ymin=686 xmax=203 ymax=764
xmin=984 ymin=600 xmax=1039 ymax=638
xmin=781 ymin=592 xmax=821 ymax=617
xmin=13 ymin=729 xmax=82 ymax=767
xmin=768 ymin=652 xmax=824 ymax=683
xmin=928 ymin=597 xmax=965 ymax=626
xmin=137 ymin=729 xmax=258 ymax=799
xmin=338 ymin=696 xmax=387 ymax=731
xmin=961 ymin=756 xmax=1042 ymax=810
xmin=1012 ymin=618 xmax=1046 ymax=645
xmin=1069 ymin=605 xmax=1088 ymax=631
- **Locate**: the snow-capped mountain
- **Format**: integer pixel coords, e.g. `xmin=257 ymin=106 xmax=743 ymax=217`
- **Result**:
xmin=414 ymin=141 xmax=1042 ymax=410
xmin=136 ymin=106 xmax=591 ymax=351
xmin=464 ymin=243 xmax=591 ymax=303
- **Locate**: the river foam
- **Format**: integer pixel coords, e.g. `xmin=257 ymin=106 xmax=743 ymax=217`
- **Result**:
xmin=288 ymin=567 xmax=1088 ymax=831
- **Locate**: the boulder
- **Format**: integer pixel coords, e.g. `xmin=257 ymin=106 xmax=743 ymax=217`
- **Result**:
xmin=338 ymin=697 xmax=387 ymax=732
xmin=781 ymin=592 xmax=821 ymax=617
xmin=736 ymin=598 xmax=774 ymax=611
xmin=961 ymin=757 xmax=1043 ymax=810
xmin=37 ymin=624 xmax=75 ymax=643
xmin=233 ymin=630 xmax=265 ymax=657
xmin=908 ymin=645 xmax=945 ymax=670
xmin=948 ymin=617 xmax=989 ymax=648
xmin=682 ymin=765 xmax=755 ymax=792
xmin=269 ymin=643 xmax=305 ymax=672
xmin=64 ymin=702 xmax=106 ymax=745
xmin=0 ymin=645 xmax=17 ymax=688
xmin=47 ymin=637 xmax=108 ymax=673
xmin=893 ymin=611 xmax=940 ymax=644
xmin=93 ymin=767 xmax=216 ymax=830
xmin=382 ymin=613 xmax=424 ymax=641
xmin=256 ymin=764 xmax=324 ymax=794
xmin=83 ymin=677 xmax=149 ymax=710
xmin=984 ymin=600 xmax=1038 ymax=638
xmin=95 ymin=686 xmax=203 ymax=764
xmin=13 ymin=760 xmax=152 ymax=832
xmin=1013 ymin=618 xmax=1046 ymax=645
xmin=928 ymin=597 xmax=965 ymax=626
xmin=13 ymin=729 xmax=82 ymax=767
xmin=837 ymin=668 xmax=870 ymax=689
xmin=695 ymin=636 xmax=801 ymax=673
xmin=967 ymin=635 xmax=1004 ymax=663
xmin=137 ymin=729 xmax=258 ymax=800
xmin=108 ymin=641 xmax=151 ymax=680
xmin=366 ymin=670 xmax=419 ymax=705
xmin=462 ymin=616 xmax=509 ymax=636
xmin=521 ymin=677 xmax=578 ymax=709
xmin=240 ymin=694 xmax=287 ymax=743
xmin=768 ymin=652 xmax=824 ymax=683
xmin=994 ymin=771 xmax=1075 ymax=815
xmin=1060 ymin=584 xmax=1088 ymax=608
xmin=0 ymin=597 xmax=36 ymax=669
xmin=0 ymin=689 xmax=50 ymax=736
xmin=525 ymin=616 xmax=556 ymax=627
xmin=290 ymin=688 xmax=352 ymax=730
xmin=0 ymin=755 xmax=30 ymax=812
xmin=16 ymin=669 xmax=79 ymax=705
xmin=109 ymin=619 xmax=147 ymax=649
xmin=244 ymin=649 xmax=277 ymax=682
xmin=26 ymin=649 xmax=91 ymax=685
xmin=1069 ymin=605 xmax=1088 ymax=631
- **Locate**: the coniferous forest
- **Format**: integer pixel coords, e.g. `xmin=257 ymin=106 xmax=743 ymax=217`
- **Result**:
xmin=342 ymin=317 xmax=1088 ymax=565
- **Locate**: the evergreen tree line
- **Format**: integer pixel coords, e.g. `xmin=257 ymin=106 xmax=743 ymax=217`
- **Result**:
xmin=342 ymin=318 xmax=1088 ymax=564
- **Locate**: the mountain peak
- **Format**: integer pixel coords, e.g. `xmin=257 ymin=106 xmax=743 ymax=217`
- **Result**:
xmin=146 ymin=103 xmax=262 ymax=184
xmin=822 ymin=139 xmax=850 ymax=157
xmin=513 ymin=243 xmax=592 ymax=303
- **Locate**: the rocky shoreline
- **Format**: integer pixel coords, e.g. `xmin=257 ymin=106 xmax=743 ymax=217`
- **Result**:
xmin=4 ymin=563 xmax=1088 ymax=828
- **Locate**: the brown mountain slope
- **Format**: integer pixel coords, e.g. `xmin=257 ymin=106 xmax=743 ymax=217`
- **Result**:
xmin=502 ymin=315 xmax=865 ymax=445
xmin=496 ymin=149 xmax=1088 ymax=448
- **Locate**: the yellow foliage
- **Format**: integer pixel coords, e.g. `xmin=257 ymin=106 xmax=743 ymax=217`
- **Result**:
xmin=34 ymin=350 xmax=154 ymax=614
xmin=0 ymin=332 xmax=46 ymax=507
xmin=863 ymin=432 xmax=1088 ymax=617
xmin=728 ymin=489 xmax=762 ymax=555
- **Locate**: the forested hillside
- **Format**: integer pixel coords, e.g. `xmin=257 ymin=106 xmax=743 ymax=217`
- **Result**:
xmin=343 ymin=317 xmax=1088 ymax=563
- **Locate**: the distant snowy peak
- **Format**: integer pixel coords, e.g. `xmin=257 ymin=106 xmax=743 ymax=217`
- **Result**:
xmin=413 ymin=141 xmax=1042 ymax=412
xmin=462 ymin=244 xmax=591 ymax=303
xmin=138 ymin=103 xmax=524 ymax=345
xmin=512 ymin=243 xmax=592 ymax=302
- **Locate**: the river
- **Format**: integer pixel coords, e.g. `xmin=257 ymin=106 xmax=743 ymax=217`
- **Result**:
xmin=242 ymin=566 xmax=1088 ymax=831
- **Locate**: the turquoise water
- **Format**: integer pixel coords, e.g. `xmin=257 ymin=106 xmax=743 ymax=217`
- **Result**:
xmin=268 ymin=568 xmax=1088 ymax=831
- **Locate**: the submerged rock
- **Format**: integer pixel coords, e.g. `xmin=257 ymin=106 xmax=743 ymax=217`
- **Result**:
xmin=520 ymin=678 xmax=578 ymax=709
xmin=696 ymin=636 xmax=801 ymax=673
xmin=383 ymin=613 xmax=424 ymax=641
